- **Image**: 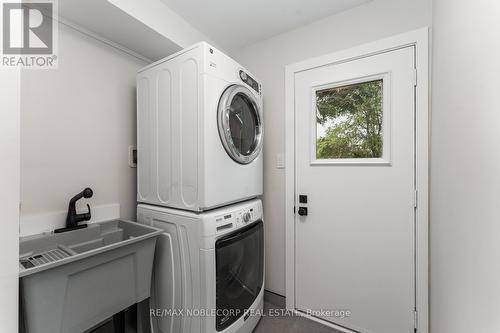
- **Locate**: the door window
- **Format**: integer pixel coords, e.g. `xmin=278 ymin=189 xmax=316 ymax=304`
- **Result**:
xmin=313 ymin=75 xmax=390 ymax=164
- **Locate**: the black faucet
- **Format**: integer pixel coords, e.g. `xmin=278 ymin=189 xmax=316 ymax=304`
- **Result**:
xmin=54 ymin=187 xmax=93 ymax=233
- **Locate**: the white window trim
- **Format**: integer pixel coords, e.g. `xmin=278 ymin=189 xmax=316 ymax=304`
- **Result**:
xmin=285 ymin=27 xmax=429 ymax=333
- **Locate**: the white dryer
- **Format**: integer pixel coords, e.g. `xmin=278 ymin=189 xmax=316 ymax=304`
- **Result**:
xmin=136 ymin=199 xmax=264 ymax=333
xmin=137 ymin=42 xmax=263 ymax=212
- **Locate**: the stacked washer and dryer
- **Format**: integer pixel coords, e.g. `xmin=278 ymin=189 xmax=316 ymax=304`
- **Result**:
xmin=135 ymin=42 xmax=264 ymax=333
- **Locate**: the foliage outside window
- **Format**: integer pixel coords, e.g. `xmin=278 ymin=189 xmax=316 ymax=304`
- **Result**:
xmin=316 ymin=79 xmax=383 ymax=159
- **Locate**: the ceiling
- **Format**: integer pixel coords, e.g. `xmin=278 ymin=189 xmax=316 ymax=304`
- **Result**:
xmin=59 ymin=0 xmax=182 ymax=61
xmin=160 ymin=0 xmax=372 ymax=51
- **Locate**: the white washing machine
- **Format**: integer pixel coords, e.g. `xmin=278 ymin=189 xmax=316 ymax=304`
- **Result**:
xmin=136 ymin=199 xmax=264 ymax=333
xmin=136 ymin=42 xmax=263 ymax=212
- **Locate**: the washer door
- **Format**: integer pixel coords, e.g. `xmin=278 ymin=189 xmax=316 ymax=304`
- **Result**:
xmin=218 ymin=85 xmax=263 ymax=164
xmin=215 ymin=221 xmax=264 ymax=331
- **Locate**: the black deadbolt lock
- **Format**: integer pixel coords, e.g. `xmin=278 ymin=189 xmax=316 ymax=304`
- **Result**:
xmin=299 ymin=195 xmax=308 ymax=204
xmin=298 ymin=207 xmax=308 ymax=216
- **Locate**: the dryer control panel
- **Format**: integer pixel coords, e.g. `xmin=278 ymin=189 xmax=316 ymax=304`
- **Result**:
xmin=239 ymin=70 xmax=261 ymax=95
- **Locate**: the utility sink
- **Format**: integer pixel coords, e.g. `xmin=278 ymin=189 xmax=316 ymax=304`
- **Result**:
xmin=19 ymin=220 xmax=162 ymax=333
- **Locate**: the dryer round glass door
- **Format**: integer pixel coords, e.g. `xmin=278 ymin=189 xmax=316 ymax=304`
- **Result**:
xmin=218 ymin=85 xmax=263 ymax=164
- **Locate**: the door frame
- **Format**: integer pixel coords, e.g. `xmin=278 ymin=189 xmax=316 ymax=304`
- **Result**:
xmin=284 ymin=28 xmax=429 ymax=333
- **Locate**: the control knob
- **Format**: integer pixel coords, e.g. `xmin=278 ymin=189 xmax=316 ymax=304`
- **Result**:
xmin=243 ymin=212 xmax=251 ymax=223
xmin=240 ymin=71 xmax=247 ymax=81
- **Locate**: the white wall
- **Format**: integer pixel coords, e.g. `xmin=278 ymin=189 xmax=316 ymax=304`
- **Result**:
xmin=232 ymin=0 xmax=432 ymax=296
xmin=20 ymin=23 xmax=146 ymax=234
xmin=431 ymin=1 xmax=500 ymax=332
xmin=0 ymin=68 xmax=20 ymax=333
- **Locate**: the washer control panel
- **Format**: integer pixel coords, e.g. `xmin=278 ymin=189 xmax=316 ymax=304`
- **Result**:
xmin=214 ymin=202 xmax=261 ymax=234
xmin=236 ymin=207 xmax=257 ymax=225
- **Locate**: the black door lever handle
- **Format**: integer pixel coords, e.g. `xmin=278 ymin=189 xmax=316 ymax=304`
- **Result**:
xmin=298 ymin=207 xmax=308 ymax=216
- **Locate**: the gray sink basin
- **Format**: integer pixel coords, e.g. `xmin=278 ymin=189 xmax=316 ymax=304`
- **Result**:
xmin=19 ymin=220 xmax=162 ymax=333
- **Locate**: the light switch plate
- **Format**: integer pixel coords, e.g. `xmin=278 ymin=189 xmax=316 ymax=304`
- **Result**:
xmin=128 ymin=146 xmax=137 ymax=168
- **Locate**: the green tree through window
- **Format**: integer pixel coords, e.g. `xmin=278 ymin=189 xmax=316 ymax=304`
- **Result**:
xmin=316 ymin=79 xmax=383 ymax=159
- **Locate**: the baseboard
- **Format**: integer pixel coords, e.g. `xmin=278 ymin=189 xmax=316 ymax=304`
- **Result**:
xmin=264 ymin=290 xmax=286 ymax=309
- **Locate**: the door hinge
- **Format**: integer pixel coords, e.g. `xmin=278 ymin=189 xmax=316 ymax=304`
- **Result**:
xmin=413 ymin=68 xmax=418 ymax=87
xmin=414 ymin=309 xmax=418 ymax=331
xmin=413 ymin=190 xmax=418 ymax=208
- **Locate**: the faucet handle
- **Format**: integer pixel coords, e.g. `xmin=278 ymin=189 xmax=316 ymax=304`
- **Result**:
xmin=83 ymin=204 xmax=91 ymax=220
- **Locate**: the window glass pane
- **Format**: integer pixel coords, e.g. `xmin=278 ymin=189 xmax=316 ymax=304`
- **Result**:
xmin=229 ymin=93 xmax=258 ymax=156
xmin=316 ymin=79 xmax=383 ymax=159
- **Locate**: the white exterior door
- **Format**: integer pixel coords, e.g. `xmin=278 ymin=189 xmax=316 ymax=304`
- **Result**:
xmin=294 ymin=46 xmax=416 ymax=333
